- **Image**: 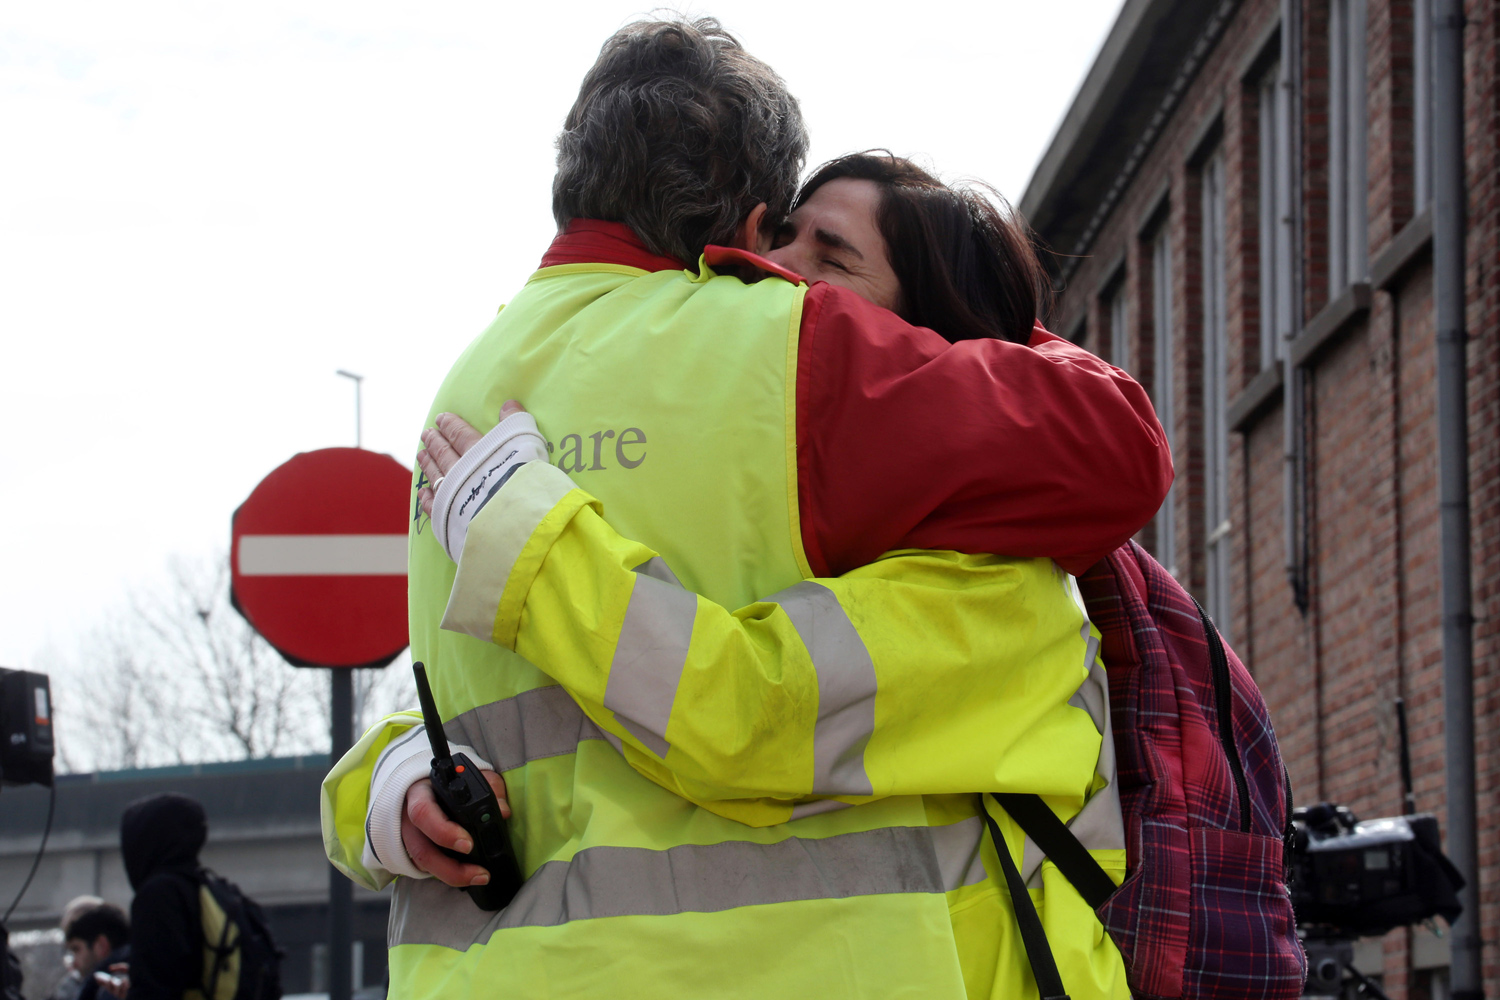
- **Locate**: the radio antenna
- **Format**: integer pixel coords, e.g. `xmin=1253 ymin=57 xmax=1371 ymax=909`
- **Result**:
xmin=413 ymin=663 xmax=452 ymax=765
xmin=1395 ymin=698 xmax=1416 ymax=815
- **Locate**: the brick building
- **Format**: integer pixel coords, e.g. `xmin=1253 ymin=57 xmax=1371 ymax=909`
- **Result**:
xmin=1021 ymin=0 xmax=1497 ymax=996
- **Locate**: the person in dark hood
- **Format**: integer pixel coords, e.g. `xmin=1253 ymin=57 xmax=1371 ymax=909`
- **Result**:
xmin=119 ymin=794 xmax=207 ymax=1000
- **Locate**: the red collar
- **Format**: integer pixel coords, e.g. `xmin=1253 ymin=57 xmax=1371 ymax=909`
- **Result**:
xmin=539 ymin=220 xmax=807 ymax=285
xmin=701 ymin=245 xmax=805 ymax=284
xmin=542 ymin=224 xmax=1052 ymax=343
xmin=540 ymin=220 xmax=687 ymax=272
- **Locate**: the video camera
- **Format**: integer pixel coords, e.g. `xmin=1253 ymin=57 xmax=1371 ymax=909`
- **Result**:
xmin=0 ymin=668 xmax=52 ymax=787
xmin=1289 ymin=700 xmax=1465 ymax=998
xmin=1291 ymin=804 xmax=1463 ymax=938
xmin=0 ymin=667 xmax=53 ymax=1000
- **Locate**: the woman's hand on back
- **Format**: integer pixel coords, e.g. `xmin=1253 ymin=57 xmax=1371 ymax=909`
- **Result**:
xmin=417 ymin=401 xmax=527 ymax=516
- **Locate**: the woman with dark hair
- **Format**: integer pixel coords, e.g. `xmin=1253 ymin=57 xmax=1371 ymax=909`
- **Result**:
xmin=769 ymin=151 xmax=1047 ymax=345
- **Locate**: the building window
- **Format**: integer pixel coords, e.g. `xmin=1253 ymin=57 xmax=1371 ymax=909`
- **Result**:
xmin=1415 ymin=968 xmax=1450 ymax=1000
xmin=1151 ymin=225 xmax=1176 ymax=576
xmin=1259 ymin=60 xmax=1295 ymax=370
xmin=1202 ymin=148 xmax=1231 ymax=638
xmin=1414 ymin=0 xmax=1433 ymax=212
xmin=1107 ymin=278 xmax=1129 ymax=371
xmin=1328 ymin=0 xmax=1369 ymax=292
xmin=1068 ymin=314 xmax=1087 ymax=345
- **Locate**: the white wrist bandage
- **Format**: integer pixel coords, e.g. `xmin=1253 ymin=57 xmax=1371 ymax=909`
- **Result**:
xmin=430 ymin=411 xmax=549 ymax=561
xmin=362 ymin=722 xmax=493 ymax=881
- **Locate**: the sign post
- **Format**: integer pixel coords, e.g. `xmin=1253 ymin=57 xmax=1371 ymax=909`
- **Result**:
xmin=231 ymin=446 xmax=410 ymax=1000
xmin=329 ymin=669 xmax=353 ymax=1000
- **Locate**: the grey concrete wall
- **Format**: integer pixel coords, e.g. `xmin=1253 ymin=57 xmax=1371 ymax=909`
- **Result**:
xmin=0 ymin=757 xmax=390 ymax=997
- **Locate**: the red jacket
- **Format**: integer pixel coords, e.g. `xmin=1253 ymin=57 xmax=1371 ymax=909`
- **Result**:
xmin=542 ymin=221 xmax=1172 ymax=576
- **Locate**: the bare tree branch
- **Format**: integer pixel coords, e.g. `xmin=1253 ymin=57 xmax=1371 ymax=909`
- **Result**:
xmin=50 ymin=552 xmax=329 ymax=771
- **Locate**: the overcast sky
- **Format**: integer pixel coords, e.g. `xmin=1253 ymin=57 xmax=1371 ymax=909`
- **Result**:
xmin=0 ymin=1 xmax=1123 ymax=670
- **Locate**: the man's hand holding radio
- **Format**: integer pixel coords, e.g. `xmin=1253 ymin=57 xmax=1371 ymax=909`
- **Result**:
xmin=403 ymin=772 xmax=510 ymax=888
xmin=398 ymin=403 xmax=537 ymax=895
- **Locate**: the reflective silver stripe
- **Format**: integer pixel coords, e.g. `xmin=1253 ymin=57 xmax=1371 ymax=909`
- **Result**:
xmin=1067 ymin=623 xmax=1107 ymax=734
xmin=444 ymin=685 xmax=606 ymax=772
xmin=767 ymin=582 xmax=877 ymax=796
xmin=602 ymin=571 xmax=697 ymax=759
xmin=1021 ymin=643 xmax=1126 ymax=888
xmin=598 ymin=728 xmax=626 ymax=755
xmin=389 ymin=824 xmax=946 ymax=949
xmin=1022 ymin=834 xmax=1046 ymax=888
xmin=789 ymin=798 xmax=851 ymax=820
xmin=631 ymin=556 xmax=682 ymax=588
xmin=441 ymin=463 xmax=577 ymax=642
xmin=930 ymin=816 xmax=989 ymax=891
xmin=1065 ymin=656 xmax=1126 ymax=855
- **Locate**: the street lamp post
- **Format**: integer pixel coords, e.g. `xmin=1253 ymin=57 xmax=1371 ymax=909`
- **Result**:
xmin=328 ymin=369 xmax=363 ymax=1000
xmin=336 ymin=369 xmax=364 ymax=449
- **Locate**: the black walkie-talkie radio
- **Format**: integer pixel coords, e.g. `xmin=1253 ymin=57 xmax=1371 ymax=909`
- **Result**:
xmin=413 ymin=661 xmax=524 ymax=910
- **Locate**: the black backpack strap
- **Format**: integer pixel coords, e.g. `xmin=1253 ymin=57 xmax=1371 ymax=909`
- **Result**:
xmin=993 ymin=793 xmax=1118 ymax=910
xmin=205 ymin=913 xmax=234 ymax=1000
xmin=1190 ymin=597 xmax=1253 ymax=834
xmin=982 ymin=797 xmax=1071 ymax=1000
xmin=200 ymin=872 xmax=235 ymax=1000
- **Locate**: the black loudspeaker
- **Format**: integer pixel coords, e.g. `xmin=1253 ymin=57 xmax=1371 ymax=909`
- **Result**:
xmin=0 ymin=668 xmax=53 ymax=787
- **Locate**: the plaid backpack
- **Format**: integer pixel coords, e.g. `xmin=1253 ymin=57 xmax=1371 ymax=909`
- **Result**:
xmin=989 ymin=541 xmax=1306 ymax=1000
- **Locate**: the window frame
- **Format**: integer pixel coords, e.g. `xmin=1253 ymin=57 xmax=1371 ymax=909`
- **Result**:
xmin=1413 ymin=0 xmax=1433 ymax=212
xmin=1104 ymin=269 xmax=1130 ymax=372
xmin=1328 ymin=0 xmax=1370 ymax=292
xmin=1258 ymin=59 xmax=1296 ymax=371
xmin=1150 ymin=224 xmax=1177 ymax=577
xmin=1201 ymin=147 xmax=1232 ymax=637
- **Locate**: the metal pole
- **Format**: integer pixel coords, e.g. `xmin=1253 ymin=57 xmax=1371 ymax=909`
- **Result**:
xmin=1431 ymin=2 xmax=1479 ymax=997
xmin=336 ymin=370 xmax=364 ymax=449
xmin=329 ymin=668 xmax=354 ymax=1000
xmin=331 ymin=368 xmax=363 ymax=1000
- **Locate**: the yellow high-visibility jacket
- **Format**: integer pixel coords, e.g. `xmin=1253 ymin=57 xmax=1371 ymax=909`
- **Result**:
xmin=322 ymin=256 xmax=1128 ymax=999
xmin=444 ymin=463 xmax=1123 ymax=827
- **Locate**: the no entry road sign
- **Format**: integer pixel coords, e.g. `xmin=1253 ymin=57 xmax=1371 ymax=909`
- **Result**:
xmin=231 ymin=447 xmax=410 ymax=668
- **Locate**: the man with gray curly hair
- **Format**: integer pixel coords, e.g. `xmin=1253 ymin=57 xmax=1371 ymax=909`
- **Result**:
xmin=325 ymin=15 xmax=1163 ymax=999
xmin=551 ymin=18 xmax=807 ymax=264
